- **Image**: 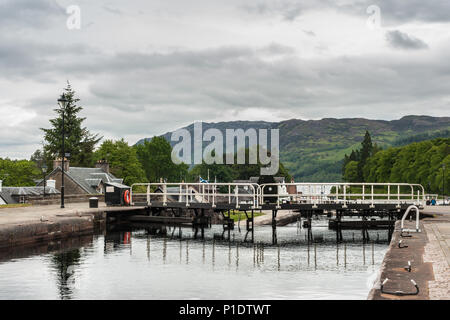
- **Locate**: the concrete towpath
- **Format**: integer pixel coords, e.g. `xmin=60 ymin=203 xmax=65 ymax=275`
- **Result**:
xmin=369 ymin=205 xmax=450 ymax=300
xmin=0 ymin=202 xmax=143 ymax=227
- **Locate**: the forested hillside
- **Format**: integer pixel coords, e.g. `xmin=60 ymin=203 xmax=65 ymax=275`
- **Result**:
xmin=343 ymin=137 xmax=449 ymax=195
xmin=138 ymin=115 xmax=450 ymax=182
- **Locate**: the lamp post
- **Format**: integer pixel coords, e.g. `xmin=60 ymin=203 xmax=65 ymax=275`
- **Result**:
xmin=41 ymin=163 xmax=47 ymax=199
xmin=57 ymin=93 xmax=68 ymax=208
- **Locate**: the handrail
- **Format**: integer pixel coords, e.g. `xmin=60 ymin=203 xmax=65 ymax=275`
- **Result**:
xmin=130 ymin=181 xmax=426 ymax=209
xmin=400 ymin=205 xmax=421 ymax=233
xmin=259 ymin=182 xmax=425 ymax=207
xmin=131 ymin=182 xmax=259 ymax=209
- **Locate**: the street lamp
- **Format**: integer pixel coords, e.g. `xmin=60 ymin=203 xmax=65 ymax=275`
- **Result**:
xmin=41 ymin=163 xmax=47 ymax=199
xmin=57 ymin=93 xmax=68 ymax=208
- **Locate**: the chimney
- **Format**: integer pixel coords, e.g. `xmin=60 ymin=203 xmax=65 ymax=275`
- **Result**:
xmin=287 ymin=177 xmax=297 ymax=195
xmin=95 ymin=160 xmax=110 ymax=173
xmin=53 ymin=158 xmax=69 ymax=172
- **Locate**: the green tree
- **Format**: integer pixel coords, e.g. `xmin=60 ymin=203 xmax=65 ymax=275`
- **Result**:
xmin=342 ymin=149 xmax=360 ymax=177
xmin=134 ymin=137 xmax=188 ymax=182
xmin=358 ymin=138 xmax=449 ymax=194
xmin=188 ymin=147 xmax=292 ymax=182
xmin=189 ymin=161 xmax=234 ymax=183
xmin=343 ymin=160 xmax=359 ymax=182
xmin=0 ymin=158 xmax=41 ymax=186
xmin=41 ymin=82 xmax=101 ymax=167
xmin=357 ymin=130 xmax=373 ymax=181
xmin=94 ymin=139 xmax=145 ymax=186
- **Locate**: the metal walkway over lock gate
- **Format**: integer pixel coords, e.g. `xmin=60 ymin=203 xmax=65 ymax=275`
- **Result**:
xmin=130 ymin=182 xmax=426 ymax=211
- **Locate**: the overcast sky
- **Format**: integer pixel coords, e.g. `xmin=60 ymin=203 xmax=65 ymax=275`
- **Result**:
xmin=1 ymin=0 xmax=449 ymax=159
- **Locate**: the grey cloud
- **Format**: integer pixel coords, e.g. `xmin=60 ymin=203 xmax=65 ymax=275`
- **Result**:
xmin=103 ymin=5 xmax=123 ymax=15
xmin=0 ymin=0 xmax=449 ymax=159
xmin=241 ymin=0 xmax=330 ymax=21
xmin=362 ymin=0 xmax=450 ymax=24
xmin=0 ymin=34 xmax=99 ymax=79
xmin=242 ymin=0 xmax=450 ymax=24
xmin=80 ymin=44 xmax=450 ymax=115
xmin=0 ymin=0 xmax=64 ymax=29
xmin=385 ymin=30 xmax=429 ymax=50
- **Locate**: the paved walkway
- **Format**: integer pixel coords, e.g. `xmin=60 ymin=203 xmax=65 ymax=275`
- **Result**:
xmin=422 ymin=207 xmax=450 ymax=299
xmin=0 ymin=203 xmax=143 ymax=228
xmin=369 ymin=205 xmax=450 ymax=300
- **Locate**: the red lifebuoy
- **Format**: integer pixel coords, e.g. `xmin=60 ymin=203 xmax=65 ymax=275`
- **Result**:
xmin=123 ymin=190 xmax=130 ymax=205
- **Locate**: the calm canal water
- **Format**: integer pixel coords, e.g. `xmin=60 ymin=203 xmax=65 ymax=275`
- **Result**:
xmin=0 ymin=218 xmax=389 ymax=300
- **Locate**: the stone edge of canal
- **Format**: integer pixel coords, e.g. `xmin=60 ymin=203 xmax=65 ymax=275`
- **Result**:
xmin=0 ymin=207 xmax=137 ymax=249
xmin=368 ymin=219 xmax=434 ymax=300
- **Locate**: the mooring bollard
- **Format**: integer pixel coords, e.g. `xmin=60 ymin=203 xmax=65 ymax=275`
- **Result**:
xmin=381 ymin=278 xmax=419 ymax=296
xmin=404 ymin=261 xmax=412 ymax=272
xmin=398 ymin=239 xmax=408 ymax=249
xmin=401 ymin=230 xmax=412 ymax=238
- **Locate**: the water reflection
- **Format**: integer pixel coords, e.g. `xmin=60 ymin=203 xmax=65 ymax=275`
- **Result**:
xmin=0 ymin=218 xmax=390 ymax=300
xmin=109 ymin=222 xmax=389 ymax=273
xmin=51 ymin=249 xmax=80 ymax=300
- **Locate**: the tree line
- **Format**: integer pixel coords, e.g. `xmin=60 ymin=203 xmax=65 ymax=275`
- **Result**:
xmin=342 ymin=131 xmax=449 ymax=195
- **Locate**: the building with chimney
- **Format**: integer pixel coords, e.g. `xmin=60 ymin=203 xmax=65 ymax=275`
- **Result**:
xmin=38 ymin=159 xmax=123 ymax=195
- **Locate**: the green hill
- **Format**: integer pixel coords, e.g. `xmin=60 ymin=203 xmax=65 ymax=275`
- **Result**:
xmin=137 ymin=115 xmax=450 ymax=182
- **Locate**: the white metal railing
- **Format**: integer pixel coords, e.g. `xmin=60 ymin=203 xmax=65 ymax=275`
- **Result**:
xmin=130 ymin=182 xmax=426 ymax=209
xmin=400 ymin=205 xmax=421 ymax=233
xmin=131 ymin=182 xmax=259 ymax=209
xmin=259 ymin=182 xmax=426 ymax=208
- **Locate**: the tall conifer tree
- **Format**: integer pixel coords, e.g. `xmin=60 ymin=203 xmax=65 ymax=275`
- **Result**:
xmin=41 ymin=82 xmax=101 ymax=167
xmin=357 ymin=131 xmax=373 ymax=181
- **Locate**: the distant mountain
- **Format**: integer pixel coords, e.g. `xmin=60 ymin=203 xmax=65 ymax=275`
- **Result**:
xmin=136 ymin=115 xmax=450 ymax=182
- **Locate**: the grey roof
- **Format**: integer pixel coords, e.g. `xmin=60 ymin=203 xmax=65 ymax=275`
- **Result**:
xmin=42 ymin=166 xmax=124 ymax=194
xmin=66 ymin=167 xmax=123 ymax=194
xmin=0 ymin=191 xmax=17 ymax=204
xmin=105 ymin=182 xmax=130 ymax=188
xmin=1 ymin=186 xmax=59 ymax=196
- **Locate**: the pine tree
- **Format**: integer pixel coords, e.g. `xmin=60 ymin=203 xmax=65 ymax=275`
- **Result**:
xmin=357 ymin=130 xmax=373 ymax=181
xmin=41 ymin=82 xmax=101 ymax=167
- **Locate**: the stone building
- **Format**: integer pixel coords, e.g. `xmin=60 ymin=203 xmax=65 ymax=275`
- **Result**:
xmin=38 ymin=159 xmax=123 ymax=195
